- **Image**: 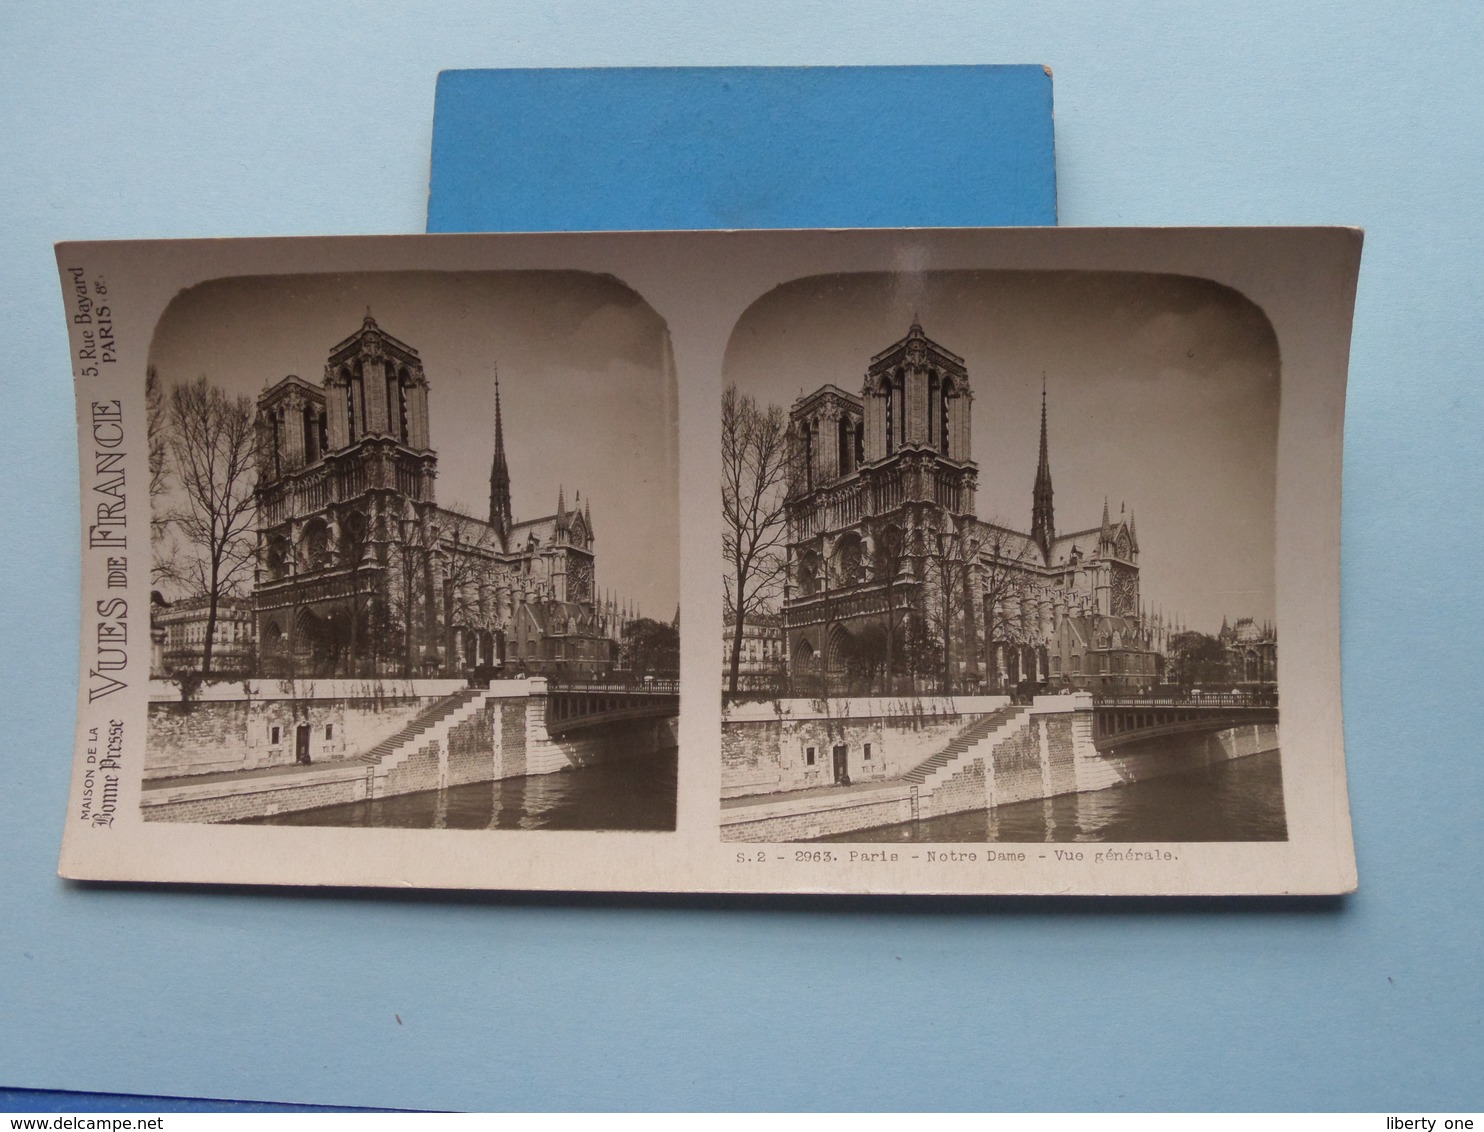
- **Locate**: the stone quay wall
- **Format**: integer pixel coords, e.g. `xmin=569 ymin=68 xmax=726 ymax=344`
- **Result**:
xmin=920 ymin=706 xmax=1083 ymax=821
xmin=719 ymin=792 xmax=915 ymax=843
xmin=142 ymin=681 xmax=677 ymax=823
xmin=144 ymin=678 xmax=467 ymax=780
xmin=911 ymin=706 xmax=1279 ymax=821
xmin=140 ymin=763 xmax=370 ymax=823
xmin=1080 ymin=721 xmax=1281 ymax=794
xmin=721 ymin=696 xmax=1012 ymax=798
xmin=721 ymin=694 xmax=1280 ymax=841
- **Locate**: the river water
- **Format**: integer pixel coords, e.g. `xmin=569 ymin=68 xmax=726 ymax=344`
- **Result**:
xmin=243 ymin=747 xmax=678 ymax=831
xmin=822 ymin=748 xmax=1287 ymax=843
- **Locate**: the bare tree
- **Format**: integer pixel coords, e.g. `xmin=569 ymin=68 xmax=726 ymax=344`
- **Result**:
xmin=911 ymin=518 xmax=1040 ymax=695
xmin=924 ymin=517 xmax=977 ymax=695
xmin=861 ymin=516 xmax=913 ymax=693
xmin=164 ymin=376 xmax=257 ymax=677
xmin=146 ymin=364 xmax=183 ymax=588
xmin=435 ymin=505 xmax=504 ymax=676
xmin=976 ymin=523 xmax=1035 ymax=692
xmin=722 ymin=384 xmax=790 ymax=697
xmin=384 ymin=504 xmax=439 ymax=678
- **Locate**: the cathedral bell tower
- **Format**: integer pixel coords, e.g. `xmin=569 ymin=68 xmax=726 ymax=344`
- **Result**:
xmin=782 ymin=320 xmax=981 ymax=684
xmin=856 ymin=319 xmax=977 ymax=518
xmin=322 ymin=311 xmax=432 ymax=457
xmin=860 ymin=319 xmax=974 ymax=472
xmin=253 ymin=313 xmax=439 ymax=679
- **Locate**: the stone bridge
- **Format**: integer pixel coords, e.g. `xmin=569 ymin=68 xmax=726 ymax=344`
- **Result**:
xmin=1092 ymin=691 xmax=1278 ymax=752
xmin=543 ymin=679 xmax=680 ymax=736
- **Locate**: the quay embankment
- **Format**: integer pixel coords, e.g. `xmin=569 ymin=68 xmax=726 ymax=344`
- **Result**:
xmin=720 ymin=693 xmax=1279 ymax=842
xmin=142 ymin=678 xmax=677 ymax=823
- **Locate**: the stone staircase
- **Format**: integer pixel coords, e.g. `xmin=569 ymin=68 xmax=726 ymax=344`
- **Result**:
xmin=355 ymin=687 xmax=485 ymax=771
xmin=902 ymin=706 xmax=1028 ymax=791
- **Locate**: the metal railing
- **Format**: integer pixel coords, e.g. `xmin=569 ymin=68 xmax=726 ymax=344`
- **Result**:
xmin=545 ymin=675 xmax=679 ymax=696
xmin=723 ymin=672 xmax=976 ymax=702
xmin=1094 ymin=689 xmax=1278 ymax=708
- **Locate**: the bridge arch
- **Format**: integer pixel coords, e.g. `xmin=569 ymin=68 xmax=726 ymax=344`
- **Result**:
xmin=542 ymin=680 xmax=680 ymax=737
xmin=1092 ymin=694 xmax=1278 ymax=751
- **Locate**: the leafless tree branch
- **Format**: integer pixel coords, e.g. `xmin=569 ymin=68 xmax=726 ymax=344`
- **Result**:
xmin=721 ymin=384 xmax=790 ymax=695
xmin=163 ymin=375 xmax=257 ymax=676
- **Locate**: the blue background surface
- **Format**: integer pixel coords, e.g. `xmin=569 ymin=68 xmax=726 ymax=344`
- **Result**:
xmin=2 ymin=2 xmax=1481 ymax=1112
xmin=429 ymin=66 xmax=1056 ymax=231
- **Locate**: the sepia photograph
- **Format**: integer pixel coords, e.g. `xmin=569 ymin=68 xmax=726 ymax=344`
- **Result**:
xmin=721 ymin=271 xmax=1283 ymax=843
xmin=57 ymin=228 xmax=1355 ymax=894
xmin=140 ymin=270 xmax=680 ymax=830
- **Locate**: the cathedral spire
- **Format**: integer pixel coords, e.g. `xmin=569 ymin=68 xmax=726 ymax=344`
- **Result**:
xmin=1031 ymin=376 xmax=1055 ymax=562
xmin=488 ymin=365 xmax=513 ymax=546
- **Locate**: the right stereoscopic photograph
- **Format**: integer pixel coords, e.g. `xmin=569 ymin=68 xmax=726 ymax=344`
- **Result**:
xmin=721 ymin=270 xmax=1283 ymax=844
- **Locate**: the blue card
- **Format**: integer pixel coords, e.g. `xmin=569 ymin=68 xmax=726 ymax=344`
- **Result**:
xmin=428 ymin=65 xmax=1056 ymax=232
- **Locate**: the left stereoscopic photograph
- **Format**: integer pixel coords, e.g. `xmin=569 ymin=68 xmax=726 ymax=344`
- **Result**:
xmin=134 ymin=270 xmax=679 ymax=831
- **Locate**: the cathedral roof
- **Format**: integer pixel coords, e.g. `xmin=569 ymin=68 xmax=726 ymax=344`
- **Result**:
xmin=1048 ymin=527 xmax=1100 ymax=563
xmin=510 ymin=515 xmax=561 ymax=545
xmin=867 ymin=320 xmax=968 ymax=375
xmin=953 ymin=511 xmax=1140 ymax=570
xmin=427 ymin=506 xmax=506 ymax=552
xmin=509 ymin=512 xmax=592 ymax=548
xmin=518 ymin=600 xmax=595 ymax=635
xmin=257 ymin=372 xmax=326 ymax=408
xmin=1059 ymin=612 xmax=1147 ymax=648
xmin=1232 ymin=616 xmax=1271 ymax=644
xmin=969 ymin=522 xmax=1038 ymax=561
xmin=1060 ymin=618 xmax=1091 ymax=648
xmin=791 ymin=383 xmax=862 ymax=416
xmin=326 ymin=313 xmax=421 ymax=364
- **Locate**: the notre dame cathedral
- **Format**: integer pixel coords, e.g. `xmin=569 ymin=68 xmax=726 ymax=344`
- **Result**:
xmin=783 ymin=319 xmax=1166 ymax=693
xmin=252 ymin=313 xmax=632 ymax=679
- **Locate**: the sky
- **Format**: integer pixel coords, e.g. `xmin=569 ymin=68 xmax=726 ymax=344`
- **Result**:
xmin=148 ymin=270 xmax=679 ymax=619
xmin=723 ymin=270 xmax=1279 ymax=634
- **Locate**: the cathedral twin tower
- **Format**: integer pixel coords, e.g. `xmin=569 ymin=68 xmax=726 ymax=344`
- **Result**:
xmin=252 ymin=312 xmax=621 ymax=679
xmin=781 ymin=319 xmax=1157 ymax=692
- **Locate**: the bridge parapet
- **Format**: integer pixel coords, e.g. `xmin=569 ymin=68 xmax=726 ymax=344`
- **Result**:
xmin=541 ymin=678 xmax=680 ymax=736
xmin=1092 ymin=694 xmax=1278 ymax=751
xmin=1095 ymin=690 xmax=1278 ymax=709
xmin=1031 ymin=692 xmax=1094 ymax=713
